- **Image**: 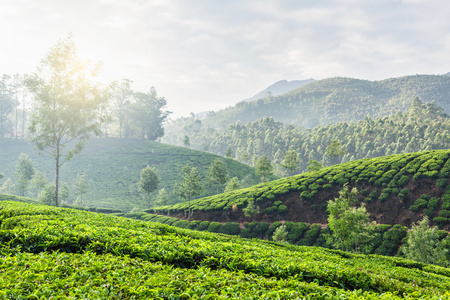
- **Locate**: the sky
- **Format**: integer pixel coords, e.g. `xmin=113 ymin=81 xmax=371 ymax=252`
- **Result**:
xmin=1 ymin=0 xmax=450 ymax=118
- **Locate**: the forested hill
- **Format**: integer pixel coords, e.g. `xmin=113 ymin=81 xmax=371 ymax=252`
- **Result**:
xmin=162 ymin=74 xmax=450 ymax=143
xmin=162 ymin=98 xmax=450 ymax=176
xmin=0 ymin=138 xmax=264 ymax=211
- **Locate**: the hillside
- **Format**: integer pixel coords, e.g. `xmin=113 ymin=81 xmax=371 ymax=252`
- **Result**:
xmin=162 ymin=97 xmax=450 ymax=175
xmin=162 ymin=74 xmax=450 ymax=147
xmin=0 ymin=201 xmax=450 ymax=298
xmin=0 ymin=138 xmax=266 ymax=211
xmin=153 ymin=150 xmax=450 ymax=230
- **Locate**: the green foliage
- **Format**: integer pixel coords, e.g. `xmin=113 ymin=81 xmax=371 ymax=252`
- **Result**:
xmin=255 ymin=155 xmax=273 ymax=182
xmin=175 ymin=164 xmax=203 ymax=221
xmin=374 ymin=225 xmax=407 ymax=256
xmin=206 ymin=221 xmax=222 ymax=233
xmin=224 ymin=177 xmax=241 ymax=193
xmin=281 ymin=149 xmax=301 ymax=176
xmin=243 ymin=199 xmax=260 ymax=218
xmin=437 ymin=178 xmax=448 ymax=188
xmin=154 ymin=188 xmax=169 ymax=207
xmin=327 ymin=185 xmax=374 ymax=253
xmin=14 ymin=153 xmax=35 ymax=197
xmin=208 ymin=159 xmax=228 ymax=194
xmin=138 ymin=166 xmax=160 ymax=209
xmin=400 ymin=217 xmax=448 ymax=266
xmin=325 ymin=140 xmax=346 ymax=166
xmin=25 ymin=36 xmax=108 ymax=206
xmin=5 ymin=202 xmax=450 ymax=298
xmin=272 ymin=225 xmax=288 ymax=243
xmin=218 ymin=222 xmax=241 ymax=235
xmin=73 ymin=173 xmax=89 ymax=206
xmin=277 ymin=204 xmax=288 ymax=214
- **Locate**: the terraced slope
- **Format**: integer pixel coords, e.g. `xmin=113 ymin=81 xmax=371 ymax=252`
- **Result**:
xmin=0 ymin=201 xmax=450 ymax=298
xmin=0 ymin=138 xmax=266 ymax=210
xmin=154 ymin=150 xmax=450 ymax=229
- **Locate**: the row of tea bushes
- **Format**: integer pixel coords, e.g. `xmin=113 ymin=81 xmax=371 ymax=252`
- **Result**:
xmin=127 ymin=213 xmax=424 ymax=257
xmin=1 ymin=200 xmax=450 ymax=298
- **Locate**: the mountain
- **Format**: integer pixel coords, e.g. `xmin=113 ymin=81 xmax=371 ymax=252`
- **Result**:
xmin=1 ymin=200 xmax=449 ymax=298
xmin=0 ymin=138 xmax=267 ymax=211
xmin=242 ymin=79 xmax=315 ymax=102
xmin=162 ymin=74 xmax=450 ymax=143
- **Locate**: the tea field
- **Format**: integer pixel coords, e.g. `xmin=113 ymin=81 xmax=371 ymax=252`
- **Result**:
xmin=1 ymin=200 xmax=450 ymax=298
xmin=153 ymin=150 xmax=450 ymax=229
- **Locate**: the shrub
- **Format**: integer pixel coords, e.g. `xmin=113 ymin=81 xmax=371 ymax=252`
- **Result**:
xmin=297 ymin=224 xmax=322 ymax=246
xmin=436 ymin=178 xmax=448 ymax=189
xmin=374 ymin=225 xmax=407 ymax=256
xmin=266 ymin=222 xmax=282 ymax=239
xmin=187 ymin=220 xmax=201 ymax=230
xmin=427 ymin=197 xmax=439 ymax=210
xmin=172 ymin=220 xmax=190 ymax=228
xmin=397 ymin=175 xmax=409 ymax=186
xmin=438 ymin=210 xmax=450 ymax=218
xmin=378 ymin=193 xmax=389 ymax=202
xmin=424 ymin=209 xmax=434 ymax=218
xmin=239 ymin=228 xmax=252 ymax=238
xmin=273 ymin=201 xmax=283 ymax=206
xmin=206 ymin=222 xmax=222 ymax=233
xmin=277 ymin=205 xmax=288 ymax=214
xmin=286 ymin=222 xmax=309 ymax=244
xmin=197 ymin=221 xmax=210 ymax=231
xmin=218 ymin=222 xmax=241 ymax=235
xmin=265 ymin=206 xmax=277 ymax=214
xmin=433 ymin=217 xmax=448 ymax=229
xmin=253 ymin=222 xmax=270 ymax=237
xmin=398 ymin=188 xmax=409 ymax=198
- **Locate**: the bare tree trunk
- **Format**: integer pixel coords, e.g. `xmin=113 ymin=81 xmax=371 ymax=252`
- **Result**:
xmin=55 ymin=144 xmax=60 ymax=207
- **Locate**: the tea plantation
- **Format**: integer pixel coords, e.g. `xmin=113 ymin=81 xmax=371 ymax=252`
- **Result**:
xmin=153 ymin=150 xmax=450 ymax=229
xmin=1 ymin=200 xmax=450 ymax=298
xmin=0 ymin=138 xmax=265 ymax=211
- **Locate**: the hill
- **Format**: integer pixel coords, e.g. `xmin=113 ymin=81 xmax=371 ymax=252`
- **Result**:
xmin=162 ymin=97 xmax=450 ymax=175
xmin=0 ymin=138 xmax=266 ymax=211
xmin=153 ymin=150 xmax=450 ymax=230
xmin=162 ymin=74 xmax=450 ymax=147
xmin=0 ymin=200 xmax=449 ymax=298
xmin=242 ymin=79 xmax=315 ymax=102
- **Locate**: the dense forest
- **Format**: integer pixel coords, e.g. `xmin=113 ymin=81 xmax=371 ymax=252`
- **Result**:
xmin=163 ymin=98 xmax=449 ymax=176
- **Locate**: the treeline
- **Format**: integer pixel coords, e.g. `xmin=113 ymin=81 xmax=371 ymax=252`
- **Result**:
xmin=164 ymin=98 xmax=450 ymax=176
xmin=0 ymin=77 xmax=170 ymax=141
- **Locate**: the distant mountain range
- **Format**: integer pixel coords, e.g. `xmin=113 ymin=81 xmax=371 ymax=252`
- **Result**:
xmin=242 ymin=79 xmax=315 ymax=102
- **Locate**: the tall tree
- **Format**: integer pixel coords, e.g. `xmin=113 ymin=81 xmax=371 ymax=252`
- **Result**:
xmin=255 ymin=155 xmax=273 ymax=182
xmin=208 ymin=159 xmax=228 ymax=193
xmin=224 ymin=177 xmax=241 ymax=193
xmin=110 ymin=79 xmax=133 ymax=138
xmin=176 ymin=164 xmax=202 ymax=222
xmin=154 ymin=188 xmax=169 ymax=207
xmin=14 ymin=153 xmax=35 ymax=196
xmin=281 ymin=149 xmax=301 ymax=176
xmin=130 ymin=87 xmax=171 ymax=140
xmin=29 ymin=171 xmax=49 ymax=197
xmin=325 ymin=140 xmax=346 ymax=166
xmin=73 ymin=173 xmax=89 ymax=206
xmin=25 ymin=35 xmax=108 ymax=206
xmin=327 ymin=184 xmax=374 ymax=253
xmin=138 ymin=166 xmax=160 ymax=208
xmin=0 ymin=74 xmax=15 ymax=138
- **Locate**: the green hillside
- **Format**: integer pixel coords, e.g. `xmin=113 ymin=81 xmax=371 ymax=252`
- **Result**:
xmin=0 ymin=138 xmax=266 ymax=211
xmin=162 ymin=74 xmax=450 ymax=147
xmin=1 ymin=200 xmax=450 ymax=298
xmin=154 ymin=150 xmax=450 ymax=230
xmin=162 ymin=98 xmax=450 ymax=176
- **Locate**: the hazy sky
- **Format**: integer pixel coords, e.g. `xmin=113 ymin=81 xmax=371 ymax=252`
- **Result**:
xmin=1 ymin=0 xmax=450 ymax=118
